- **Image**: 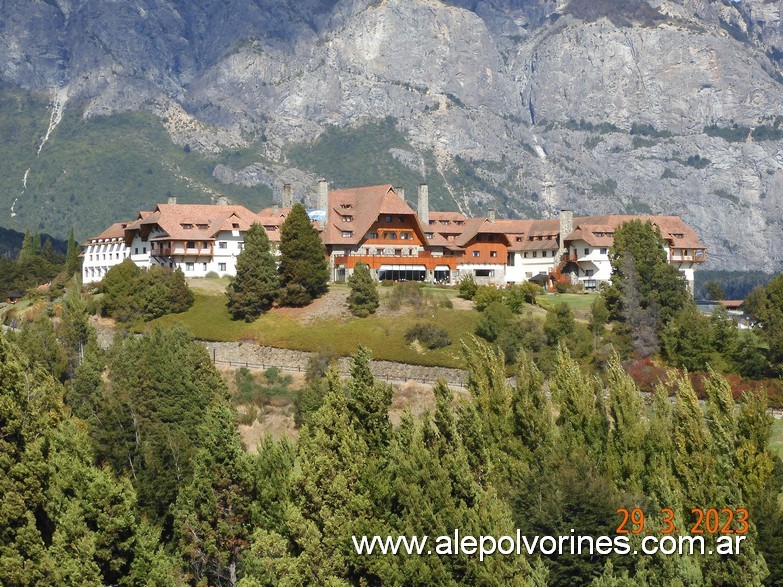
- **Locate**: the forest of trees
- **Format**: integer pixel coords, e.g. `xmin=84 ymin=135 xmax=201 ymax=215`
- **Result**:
xmin=2 ymin=310 xmax=782 ymax=586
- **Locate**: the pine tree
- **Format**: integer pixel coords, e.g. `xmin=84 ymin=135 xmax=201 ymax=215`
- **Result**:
xmin=226 ymin=223 xmax=278 ymax=321
xmin=346 ymin=262 xmax=378 ymax=317
xmin=173 ymin=403 xmax=256 ymax=587
xmin=278 ymin=203 xmax=328 ymax=305
xmin=64 ymin=228 xmax=80 ymax=277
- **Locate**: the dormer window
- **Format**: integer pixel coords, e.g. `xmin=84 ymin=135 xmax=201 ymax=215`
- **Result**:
xmin=340 ymin=203 xmax=352 ymax=209
xmin=342 ymin=231 xmax=353 ymax=238
xmin=341 ymin=215 xmax=353 ymax=222
xmin=182 ymin=223 xmax=193 ymax=229
xmin=197 ymin=224 xmax=208 ymax=229
xmin=425 ymin=232 xmax=433 ymax=239
xmin=232 ymin=223 xmax=239 ymax=229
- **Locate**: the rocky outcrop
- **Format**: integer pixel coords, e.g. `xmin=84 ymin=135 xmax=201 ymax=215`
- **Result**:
xmin=3 ymin=0 xmax=783 ymax=269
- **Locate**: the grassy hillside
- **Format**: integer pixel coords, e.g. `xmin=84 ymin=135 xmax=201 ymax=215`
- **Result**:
xmin=0 ymin=86 xmax=272 ymax=241
xmin=149 ymin=285 xmax=478 ymax=369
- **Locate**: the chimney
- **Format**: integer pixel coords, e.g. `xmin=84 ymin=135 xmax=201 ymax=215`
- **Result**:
xmin=282 ymin=183 xmax=293 ymax=208
xmin=417 ymin=184 xmax=429 ymax=226
xmin=395 ymin=186 xmax=405 ymax=201
xmin=317 ymin=180 xmax=329 ymax=229
xmin=488 ymin=209 xmax=496 ymax=223
xmin=557 ymin=209 xmax=573 ymax=263
xmin=217 ymin=196 xmax=229 ymax=206
xmin=317 ymin=180 xmax=328 ymax=211
xmin=168 ymin=196 xmax=177 ymax=205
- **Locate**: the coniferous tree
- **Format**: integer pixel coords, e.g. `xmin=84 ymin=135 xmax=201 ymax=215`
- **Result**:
xmin=226 ymin=223 xmax=278 ymax=321
xmin=64 ymin=228 xmax=81 ymax=277
xmin=278 ymin=203 xmax=328 ymax=306
xmin=173 ymin=403 xmax=256 ymax=587
xmin=604 ymin=219 xmax=689 ymax=333
xmin=346 ymin=262 xmax=379 ymax=317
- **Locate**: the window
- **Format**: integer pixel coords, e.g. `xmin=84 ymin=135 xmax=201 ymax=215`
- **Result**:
xmin=532 ymin=252 xmax=537 ymax=258
xmin=475 ymin=269 xmax=494 ymax=277
xmin=134 ymin=247 xmax=139 ymax=255
xmin=584 ymin=248 xmax=590 ymax=255
xmin=341 ymin=215 xmax=353 ymax=222
xmin=395 ymin=249 xmax=402 ymax=255
xmin=398 ymin=216 xmax=404 ymax=222
xmin=203 ymin=241 xmax=209 ymax=248
xmin=142 ymin=247 xmax=146 ymax=254
xmin=385 ymin=215 xmax=392 ymax=222
xmin=477 ymin=234 xmax=484 ymax=241
xmin=232 ymin=223 xmax=239 ymax=229
xmin=219 ymin=263 xmax=226 ymax=272
xmin=187 ymin=241 xmax=195 ymax=249
xmin=202 ymin=263 xmax=208 ymax=271
xmin=585 ymin=269 xmax=594 ymax=277
xmin=507 ymin=253 xmax=515 ymax=266
xmin=473 ymin=251 xmax=480 ymax=257
xmin=368 ymin=232 xmax=378 ymax=239
xmin=182 ymin=223 xmax=193 ymax=229
xmin=425 ymin=232 xmax=433 ymax=238
xmin=600 ymin=248 xmax=607 ymax=255
xmin=523 ymin=252 xmax=528 ymax=258
xmin=238 ymin=242 xmax=244 ymax=250
xmin=186 ymin=262 xmax=194 ymax=271
xmin=490 ymin=251 xmax=497 ymax=258
xmin=197 ymin=224 xmax=207 ymax=229
xmin=342 ymin=231 xmax=352 ymax=238
xmin=384 ymin=232 xmax=397 ymax=240
xmin=218 ymin=241 xmax=227 ymax=249
xmin=400 ymin=232 xmax=411 ymax=240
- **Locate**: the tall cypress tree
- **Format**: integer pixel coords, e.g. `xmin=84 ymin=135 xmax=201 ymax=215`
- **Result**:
xmin=278 ymin=203 xmax=328 ymax=306
xmin=226 ymin=223 xmax=278 ymax=321
xmin=64 ymin=228 xmax=80 ymax=277
xmin=347 ymin=262 xmax=379 ymax=317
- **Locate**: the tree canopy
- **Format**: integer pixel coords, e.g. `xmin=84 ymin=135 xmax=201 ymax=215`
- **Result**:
xmin=226 ymin=223 xmax=278 ymax=321
xmin=278 ymin=203 xmax=329 ymax=306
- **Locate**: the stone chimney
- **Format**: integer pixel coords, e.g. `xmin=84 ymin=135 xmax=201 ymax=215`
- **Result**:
xmin=417 ymin=184 xmax=429 ymax=226
xmin=167 ymin=196 xmax=177 ymax=205
xmin=217 ymin=196 xmax=229 ymax=206
xmin=317 ymin=180 xmax=328 ymax=211
xmin=557 ymin=209 xmax=573 ymax=263
xmin=395 ymin=186 xmax=405 ymax=201
xmin=282 ymin=183 xmax=293 ymax=208
xmin=488 ymin=209 xmax=496 ymax=223
xmin=317 ymin=180 xmax=329 ymax=229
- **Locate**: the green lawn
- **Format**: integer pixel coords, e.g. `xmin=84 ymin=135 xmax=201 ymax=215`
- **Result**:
xmin=536 ymin=293 xmax=599 ymax=311
xmin=769 ymin=417 xmax=783 ymax=459
xmin=149 ymin=290 xmax=479 ymax=369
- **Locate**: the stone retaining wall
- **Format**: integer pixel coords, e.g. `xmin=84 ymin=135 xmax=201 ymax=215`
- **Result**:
xmin=205 ymin=341 xmax=468 ymax=387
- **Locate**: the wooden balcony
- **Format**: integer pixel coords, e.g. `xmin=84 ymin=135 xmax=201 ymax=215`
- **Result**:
xmin=333 ymin=251 xmax=459 ymax=271
xmin=669 ymin=249 xmax=707 ymax=263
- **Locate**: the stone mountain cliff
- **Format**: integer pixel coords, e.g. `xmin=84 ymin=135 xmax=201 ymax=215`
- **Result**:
xmin=3 ymin=0 xmax=783 ymax=270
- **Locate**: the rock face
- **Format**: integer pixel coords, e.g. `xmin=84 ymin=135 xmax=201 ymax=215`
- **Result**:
xmin=3 ymin=0 xmax=783 ymax=269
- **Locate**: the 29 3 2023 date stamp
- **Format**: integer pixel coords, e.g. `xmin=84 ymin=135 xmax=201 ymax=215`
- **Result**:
xmin=616 ymin=507 xmax=749 ymax=536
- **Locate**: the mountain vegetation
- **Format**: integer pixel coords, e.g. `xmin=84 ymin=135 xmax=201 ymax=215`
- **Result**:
xmin=2 ymin=312 xmax=782 ymax=585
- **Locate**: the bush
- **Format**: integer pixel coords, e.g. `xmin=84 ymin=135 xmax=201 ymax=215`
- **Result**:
xmin=458 ymin=275 xmax=478 ymax=300
xmin=475 ymin=301 xmax=514 ymax=342
xmin=404 ymin=323 xmax=452 ymax=349
xmin=205 ymin=271 xmax=220 ymax=278
xmin=386 ymin=282 xmax=431 ymax=313
xmin=278 ymin=283 xmax=311 ymax=307
xmin=473 ymin=286 xmax=505 ymax=311
xmin=504 ymin=282 xmax=542 ymax=312
xmin=305 ymin=350 xmax=338 ymax=382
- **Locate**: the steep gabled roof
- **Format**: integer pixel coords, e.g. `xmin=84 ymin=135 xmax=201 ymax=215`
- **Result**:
xmin=324 ymin=184 xmax=425 ymax=245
